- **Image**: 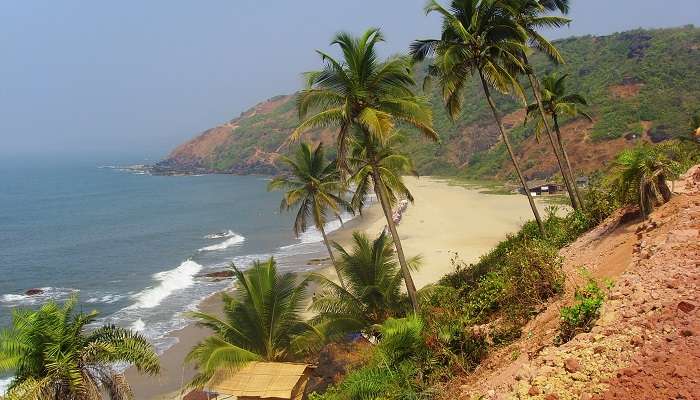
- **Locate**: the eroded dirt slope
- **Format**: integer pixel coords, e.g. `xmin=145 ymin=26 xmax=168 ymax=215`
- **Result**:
xmin=449 ymin=165 xmax=700 ymax=400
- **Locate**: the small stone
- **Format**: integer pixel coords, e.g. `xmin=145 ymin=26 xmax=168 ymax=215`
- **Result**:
xmin=544 ymin=395 xmax=559 ymax=400
xmin=630 ymin=336 xmax=644 ymax=346
xmin=528 ymin=386 xmax=540 ymax=396
xmin=680 ymin=329 xmax=694 ymax=337
xmin=678 ymin=301 xmax=696 ymax=313
xmin=593 ymin=346 xmax=605 ymax=354
xmin=564 ymin=358 xmax=580 ymax=373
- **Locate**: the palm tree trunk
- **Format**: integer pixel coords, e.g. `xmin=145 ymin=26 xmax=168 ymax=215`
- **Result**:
xmin=371 ymin=166 xmax=420 ymax=313
xmin=478 ymin=71 xmax=545 ymax=236
xmin=553 ymin=114 xmax=584 ymax=207
xmin=319 ymin=223 xmax=345 ymax=289
xmin=522 ymin=57 xmax=580 ymax=210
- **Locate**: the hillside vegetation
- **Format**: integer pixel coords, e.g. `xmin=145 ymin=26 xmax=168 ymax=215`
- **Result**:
xmin=156 ymin=26 xmax=700 ymax=180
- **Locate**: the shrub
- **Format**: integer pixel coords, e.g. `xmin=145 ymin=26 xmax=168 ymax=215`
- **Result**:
xmin=557 ymin=279 xmax=607 ymax=343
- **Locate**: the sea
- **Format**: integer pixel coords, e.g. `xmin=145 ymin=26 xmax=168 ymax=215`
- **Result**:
xmin=0 ymin=158 xmax=353 ymax=392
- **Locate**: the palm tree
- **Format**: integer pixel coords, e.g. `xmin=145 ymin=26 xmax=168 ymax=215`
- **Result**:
xmin=526 ymin=73 xmax=592 ymax=205
xmin=0 ymin=296 xmax=159 ymax=400
xmin=268 ymin=142 xmax=352 ymax=288
xmin=609 ymin=143 xmax=681 ymax=219
xmin=185 ymin=258 xmax=317 ymax=387
xmin=307 ymin=231 xmax=420 ymax=340
xmin=291 ymin=28 xmax=439 ymax=312
xmin=411 ymin=0 xmax=545 ymax=235
xmin=347 ymin=131 xmax=417 ymax=217
xmin=507 ymin=0 xmax=582 ymax=209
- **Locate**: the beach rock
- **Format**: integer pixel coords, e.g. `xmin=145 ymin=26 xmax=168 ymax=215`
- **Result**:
xmin=564 ymin=358 xmax=580 ymax=373
xmin=677 ymin=301 xmax=696 ymax=314
xmin=24 ymin=288 xmax=43 ymax=296
xmin=198 ymin=270 xmax=235 ymax=279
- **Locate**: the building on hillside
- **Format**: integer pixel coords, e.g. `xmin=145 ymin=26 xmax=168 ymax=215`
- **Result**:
xmin=203 ymin=362 xmax=314 ymax=400
xmin=520 ymin=180 xmax=563 ymax=196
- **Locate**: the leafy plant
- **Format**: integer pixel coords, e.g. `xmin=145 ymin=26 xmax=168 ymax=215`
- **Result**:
xmin=185 ymin=258 xmax=317 ymax=387
xmin=269 ymin=142 xmax=352 ymax=287
xmin=0 ymin=296 xmax=159 ymax=400
xmin=307 ymin=232 xmax=419 ymax=340
xmin=557 ymin=279 xmax=607 ymax=343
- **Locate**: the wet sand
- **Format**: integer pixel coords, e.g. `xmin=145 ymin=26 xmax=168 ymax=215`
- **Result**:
xmin=126 ymin=177 xmax=548 ymax=399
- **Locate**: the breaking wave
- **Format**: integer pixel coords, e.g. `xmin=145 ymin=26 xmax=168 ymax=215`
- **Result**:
xmin=126 ymin=260 xmax=202 ymax=309
xmin=199 ymin=233 xmax=245 ymax=251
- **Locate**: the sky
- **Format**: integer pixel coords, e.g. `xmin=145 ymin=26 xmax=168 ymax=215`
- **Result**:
xmin=1 ymin=1 xmax=698 ymax=162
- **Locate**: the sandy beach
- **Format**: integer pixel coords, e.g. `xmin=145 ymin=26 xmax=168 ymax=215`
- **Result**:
xmin=127 ymin=176 xmax=550 ymax=398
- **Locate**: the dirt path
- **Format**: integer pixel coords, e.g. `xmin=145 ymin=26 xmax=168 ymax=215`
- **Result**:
xmin=449 ymin=165 xmax=700 ymax=400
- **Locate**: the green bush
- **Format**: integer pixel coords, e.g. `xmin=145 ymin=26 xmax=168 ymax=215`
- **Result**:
xmin=557 ymin=279 xmax=607 ymax=343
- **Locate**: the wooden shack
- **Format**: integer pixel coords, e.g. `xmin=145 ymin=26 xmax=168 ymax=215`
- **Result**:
xmin=520 ymin=180 xmax=563 ymax=196
xmin=204 ymin=362 xmax=314 ymax=400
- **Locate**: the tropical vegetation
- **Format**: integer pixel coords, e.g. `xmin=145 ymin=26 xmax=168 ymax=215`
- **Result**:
xmin=410 ymin=0 xmax=545 ymax=233
xmin=269 ymin=142 xmax=352 ymax=287
xmin=185 ymin=258 xmax=318 ymax=387
xmin=0 ymin=296 xmax=159 ymax=400
xmin=290 ymin=28 xmax=439 ymax=312
xmin=307 ymin=232 xmax=420 ymax=340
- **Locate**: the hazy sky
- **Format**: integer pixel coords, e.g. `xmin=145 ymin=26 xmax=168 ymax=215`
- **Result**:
xmin=1 ymin=1 xmax=698 ymax=161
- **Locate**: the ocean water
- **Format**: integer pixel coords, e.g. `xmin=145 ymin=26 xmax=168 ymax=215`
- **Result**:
xmin=0 ymin=160 xmax=350 ymax=391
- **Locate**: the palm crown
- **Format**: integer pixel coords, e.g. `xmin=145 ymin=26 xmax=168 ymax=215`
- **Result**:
xmin=185 ymin=258 xmax=316 ymax=387
xmin=307 ymin=232 xmax=420 ymax=339
xmin=348 ymin=131 xmax=418 ymax=213
xmin=292 ymin=28 xmax=438 ymax=170
xmin=268 ymin=142 xmax=351 ymax=237
xmin=411 ymin=0 xmax=528 ymax=118
xmin=526 ymin=73 xmax=592 ymax=134
xmin=0 ymin=296 xmax=159 ymax=400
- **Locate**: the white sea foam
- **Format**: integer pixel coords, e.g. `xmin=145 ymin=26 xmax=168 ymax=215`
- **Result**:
xmin=131 ymin=318 xmax=146 ymax=332
xmin=0 ymin=287 xmax=78 ymax=306
xmin=85 ymin=293 xmax=125 ymax=304
xmin=0 ymin=376 xmax=12 ymax=395
xmin=198 ymin=233 xmax=245 ymax=251
xmin=126 ymin=260 xmax=202 ymax=309
xmin=204 ymin=230 xmax=236 ymax=240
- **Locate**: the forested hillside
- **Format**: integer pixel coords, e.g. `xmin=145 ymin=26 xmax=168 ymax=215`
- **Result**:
xmin=156 ymin=26 xmax=700 ymax=180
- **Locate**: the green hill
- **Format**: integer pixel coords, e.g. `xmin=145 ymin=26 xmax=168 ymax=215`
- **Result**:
xmin=156 ymin=26 xmax=700 ymax=180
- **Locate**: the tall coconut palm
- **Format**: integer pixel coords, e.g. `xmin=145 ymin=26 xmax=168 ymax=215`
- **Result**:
xmin=507 ymin=0 xmax=581 ymax=209
xmin=411 ymin=0 xmax=545 ymax=235
xmin=0 ymin=296 xmax=159 ymax=400
xmin=185 ymin=258 xmax=316 ymax=387
xmin=307 ymin=231 xmax=420 ymax=340
xmin=525 ymin=73 xmax=592 ymax=204
xmin=609 ymin=143 xmax=681 ymax=219
xmin=268 ymin=142 xmax=352 ymax=288
xmin=291 ymin=28 xmax=439 ymax=312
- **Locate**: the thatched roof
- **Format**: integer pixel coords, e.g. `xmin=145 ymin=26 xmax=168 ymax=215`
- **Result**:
xmin=205 ymin=362 xmax=312 ymax=399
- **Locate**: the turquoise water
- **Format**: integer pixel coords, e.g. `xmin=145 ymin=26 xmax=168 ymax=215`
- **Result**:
xmin=0 ymin=160 xmax=346 ymax=379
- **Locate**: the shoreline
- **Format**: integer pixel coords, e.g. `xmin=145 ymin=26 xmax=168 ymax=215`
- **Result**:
xmin=126 ymin=177 xmax=551 ymax=399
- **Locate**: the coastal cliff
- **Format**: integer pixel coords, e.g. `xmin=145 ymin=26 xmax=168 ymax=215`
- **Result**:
xmin=156 ymin=26 xmax=700 ymax=179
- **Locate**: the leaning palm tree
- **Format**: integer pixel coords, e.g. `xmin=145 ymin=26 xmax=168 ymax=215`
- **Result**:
xmin=0 ymin=296 xmax=159 ymax=400
xmin=526 ymin=73 xmax=592 ymax=204
xmin=507 ymin=0 xmax=581 ymax=209
xmin=609 ymin=143 xmax=682 ymax=219
xmin=411 ymin=0 xmax=545 ymax=235
xmin=268 ymin=142 xmax=352 ymax=288
xmin=291 ymin=28 xmax=439 ymax=312
xmin=185 ymin=258 xmax=317 ymax=387
xmin=307 ymin=231 xmax=420 ymax=340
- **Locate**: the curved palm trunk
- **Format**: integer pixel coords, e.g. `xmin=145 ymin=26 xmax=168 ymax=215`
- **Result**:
xmin=553 ymin=115 xmax=584 ymax=207
xmin=522 ymin=56 xmax=580 ymax=210
xmin=371 ymin=167 xmax=420 ymax=313
xmin=318 ymin=223 xmax=345 ymax=289
xmin=478 ymin=71 xmax=545 ymax=236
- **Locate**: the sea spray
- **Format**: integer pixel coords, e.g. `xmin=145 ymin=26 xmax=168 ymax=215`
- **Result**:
xmin=127 ymin=260 xmax=203 ymax=309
